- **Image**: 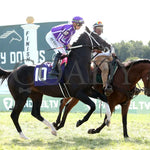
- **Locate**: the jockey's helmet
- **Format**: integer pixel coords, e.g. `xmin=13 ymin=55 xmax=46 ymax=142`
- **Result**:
xmin=93 ymin=21 xmax=103 ymax=28
xmin=72 ymin=16 xmax=84 ymax=26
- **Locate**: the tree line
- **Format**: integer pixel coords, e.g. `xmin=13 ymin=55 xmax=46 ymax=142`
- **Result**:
xmin=112 ymin=40 xmax=150 ymax=62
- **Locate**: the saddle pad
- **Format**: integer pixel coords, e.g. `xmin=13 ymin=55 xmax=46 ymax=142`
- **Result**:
xmin=34 ymin=62 xmax=65 ymax=86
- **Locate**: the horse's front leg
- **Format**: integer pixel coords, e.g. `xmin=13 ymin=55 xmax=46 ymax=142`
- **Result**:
xmin=75 ymin=91 xmax=96 ymax=127
xmin=104 ymin=102 xmax=111 ymax=126
xmin=88 ymin=115 xmax=107 ymax=134
xmin=89 ymin=88 xmax=111 ymax=126
xmin=57 ymin=98 xmax=79 ymax=130
xmin=53 ymin=98 xmax=71 ymax=129
xmin=88 ymin=102 xmax=115 ymax=134
xmin=121 ymin=100 xmax=131 ymax=138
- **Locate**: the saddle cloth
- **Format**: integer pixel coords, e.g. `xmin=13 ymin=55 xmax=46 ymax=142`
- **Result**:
xmin=34 ymin=62 xmax=65 ymax=86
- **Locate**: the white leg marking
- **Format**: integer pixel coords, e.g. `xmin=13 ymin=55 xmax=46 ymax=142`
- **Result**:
xmin=42 ymin=119 xmax=57 ymax=136
xmin=19 ymin=132 xmax=29 ymax=140
xmin=104 ymin=102 xmax=111 ymax=126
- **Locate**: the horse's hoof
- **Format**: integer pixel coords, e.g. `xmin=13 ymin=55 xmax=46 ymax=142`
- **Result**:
xmin=55 ymin=127 xmax=59 ymax=130
xmin=76 ymin=120 xmax=82 ymax=127
xmin=51 ymin=130 xmax=57 ymax=136
xmin=124 ymin=135 xmax=129 ymax=138
xmin=88 ymin=129 xmax=95 ymax=134
xmin=52 ymin=122 xmax=57 ymax=127
xmin=53 ymin=122 xmax=59 ymax=130
xmin=19 ymin=132 xmax=29 ymax=140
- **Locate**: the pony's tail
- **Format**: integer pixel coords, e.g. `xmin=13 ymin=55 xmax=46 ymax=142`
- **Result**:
xmin=0 ymin=67 xmax=12 ymax=84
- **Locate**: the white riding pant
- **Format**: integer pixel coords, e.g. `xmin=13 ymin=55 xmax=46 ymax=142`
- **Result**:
xmin=45 ymin=31 xmax=67 ymax=54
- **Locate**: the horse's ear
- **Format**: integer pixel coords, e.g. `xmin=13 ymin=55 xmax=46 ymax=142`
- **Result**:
xmin=85 ymin=26 xmax=91 ymax=33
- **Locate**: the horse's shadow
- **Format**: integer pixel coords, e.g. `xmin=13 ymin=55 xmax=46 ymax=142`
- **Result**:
xmin=10 ymin=136 xmax=150 ymax=149
xmin=11 ymin=137 xmax=115 ymax=149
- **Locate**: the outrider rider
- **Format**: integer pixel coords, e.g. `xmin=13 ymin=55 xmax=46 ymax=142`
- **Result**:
xmin=92 ymin=21 xmax=116 ymax=96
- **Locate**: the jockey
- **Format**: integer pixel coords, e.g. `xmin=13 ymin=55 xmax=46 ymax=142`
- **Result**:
xmin=45 ymin=16 xmax=84 ymax=76
xmin=92 ymin=21 xmax=115 ymax=96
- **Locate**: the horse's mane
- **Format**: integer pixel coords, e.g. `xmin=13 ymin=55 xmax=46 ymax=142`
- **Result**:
xmin=72 ymin=27 xmax=90 ymax=46
xmin=71 ymin=26 xmax=109 ymax=48
xmin=125 ymin=59 xmax=150 ymax=69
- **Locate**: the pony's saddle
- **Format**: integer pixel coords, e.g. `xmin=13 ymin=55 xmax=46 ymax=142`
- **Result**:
xmin=34 ymin=62 xmax=66 ymax=86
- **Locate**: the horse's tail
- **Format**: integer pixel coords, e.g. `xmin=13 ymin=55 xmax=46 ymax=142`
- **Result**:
xmin=0 ymin=67 xmax=12 ymax=84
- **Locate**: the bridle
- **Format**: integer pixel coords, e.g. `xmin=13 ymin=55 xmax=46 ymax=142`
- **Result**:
xmin=84 ymin=30 xmax=142 ymax=106
xmin=84 ymin=30 xmax=111 ymax=61
xmin=68 ymin=29 xmax=105 ymax=61
xmin=85 ymin=30 xmax=101 ymax=50
xmin=143 ymin=71 xmax=150 ymax=94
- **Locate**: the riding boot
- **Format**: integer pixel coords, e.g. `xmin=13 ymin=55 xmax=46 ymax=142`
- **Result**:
xmin=104 ymin=61 xmax=114 ymax=96
xmin=50 ymin=52 xmax=62 ymax=76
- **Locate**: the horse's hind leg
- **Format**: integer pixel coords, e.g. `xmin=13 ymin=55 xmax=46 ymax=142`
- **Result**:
xmin=30 ymin=92 xmax=56 ymax=136
xmin=11 ymin=97 xmax=28 ymax=139
xmin=75 ymin=91 xmax=96 ymax=127
xmin=57 ymin=98 xmax=79 ymax=130
xmin=53 ymin=97 xmax=71 ymax=129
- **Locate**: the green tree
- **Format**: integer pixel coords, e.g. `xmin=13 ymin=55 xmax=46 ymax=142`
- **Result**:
xmin=113 ymin=40 xmax=150 ymax=62
xmin=113 ymin=41 xmax=129 ymax=61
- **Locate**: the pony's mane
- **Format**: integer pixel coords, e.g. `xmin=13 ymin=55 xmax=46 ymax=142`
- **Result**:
xmin=125 ymin=59 xmax=150 ymax=69
xmin=72 ymin=32 xmax=86 ymax=46
xmin=72 ymin=27 xmax=90 ymax=46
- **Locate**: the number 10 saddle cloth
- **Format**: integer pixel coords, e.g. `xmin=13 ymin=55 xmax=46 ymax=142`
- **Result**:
xmin=34 ymin=62 xmax=65 ymax=86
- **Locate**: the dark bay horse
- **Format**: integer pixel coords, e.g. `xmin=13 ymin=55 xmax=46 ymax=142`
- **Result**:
xmin=53 ymin=59 xmax=150 ymax=138
xmin=0 ymin=27 xmax=112 ymax=139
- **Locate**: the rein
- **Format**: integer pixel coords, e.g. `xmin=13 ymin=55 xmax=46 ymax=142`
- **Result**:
xmin=143 ymin=71 xmax=150 ymax=93
xmin=84 ymin=30 xmax=101 ymax=49
xmin=92 ymin=58 xmax=108 ymax=69
xmin=61 ymin=30 xmax=105 ymax=61
xmin=113 ymin=63 xmax=148 ymax=105
xmin=84 ymin=30 xmax=107 ymax=61
xmin=93 ymin=58 xmax=144 ymax=106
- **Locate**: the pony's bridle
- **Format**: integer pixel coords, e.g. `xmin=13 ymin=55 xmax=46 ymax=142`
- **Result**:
xmin=144 ymin=71 xmax=150 ymax=94
xmin=84 ymin=30 xmax=109 ymax=61
xmin=85 ymin=30 xmax=101 ymax=50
